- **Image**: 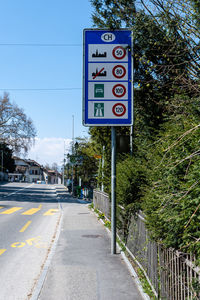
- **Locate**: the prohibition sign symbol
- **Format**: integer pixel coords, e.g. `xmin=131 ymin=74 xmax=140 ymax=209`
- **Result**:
xmin=112 ymin=103 xmax=126 ymax=117
xmin=112 ymin=46 xmax=126 ymax=60
xmin=112 ymin=65 xmax=126 ymax=79
xmin=112 ymin=84 xmax=126 ymax=98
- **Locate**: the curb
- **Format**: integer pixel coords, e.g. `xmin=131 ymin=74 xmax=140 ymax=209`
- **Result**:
xmin=30 ymin=203 xmax=63 ymax=300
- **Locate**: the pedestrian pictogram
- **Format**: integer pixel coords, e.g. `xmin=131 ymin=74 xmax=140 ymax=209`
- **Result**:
xmin=94 ymin=84 xmax=104 ymax=97
xmin=112 ymin=84 xmax=126 ymax=97
xmin=94 ymin=103 xmax=104 ymax=117
xmin=112 ymin=103 xmax=126 ymax=116
xmin=112 ymin=65 xmax=126 ymax=79
xmin=112 ymin=46 xmax=126 ymax=60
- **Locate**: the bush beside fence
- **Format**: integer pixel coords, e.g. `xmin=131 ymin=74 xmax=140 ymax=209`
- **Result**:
xmin=93 ymin=189 xmax=200 ymax=299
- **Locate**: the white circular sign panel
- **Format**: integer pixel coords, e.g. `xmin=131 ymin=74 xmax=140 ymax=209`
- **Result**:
xmin=112 ymin=84 xmax=126 ymax=98
xmin=112 ymin=103 xmax=126 ymax=117
xmin=112 ymin=65 xmax=126 ymax=79
xmin=112 ymin=46 xmax=126 ymax=59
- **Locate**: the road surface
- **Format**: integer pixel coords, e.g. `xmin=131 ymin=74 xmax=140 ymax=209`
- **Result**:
xmin=0 ymin=182 xmax=61 ymax=300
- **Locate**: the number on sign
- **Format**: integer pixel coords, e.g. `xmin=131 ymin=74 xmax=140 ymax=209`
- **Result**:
xmin=112 ymin=84 xmax=126 ymax=98
xmin=112 ymin=65 xmax=126 ymax=79
xmin=112 ymin=46 xmax=126 ymax=60
xmin=112 ymin=103 xmax=126 ymax=117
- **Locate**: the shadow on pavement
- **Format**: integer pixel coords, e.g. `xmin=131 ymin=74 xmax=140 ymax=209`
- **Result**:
xmin=0 ymin=184 xmax=90 ymax=205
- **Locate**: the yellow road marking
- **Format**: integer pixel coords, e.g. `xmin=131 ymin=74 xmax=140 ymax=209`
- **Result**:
xmin=11 ymin=242 xmax=26 ymax=248
xmin=22 ymin=204 xmax=42 ymax=215
xmin=0 ymin=249 xmax=6 ymax=255
xmin=10 ymin=236 xmax=42 ymax=249
xmin=0 ymin=206 xmax=4 ymax=210
xmin=22 ymin=208 xmax=41 ymax=215
xmin=26 ymin=236 xmax=41 ymax=246
xmin=0 ymin=207 xmax=23 ymax=214
xmin=19 ymin=221 xmax=32 ymax=232
xmin=43 ymin=209 xmax=59 ymax=216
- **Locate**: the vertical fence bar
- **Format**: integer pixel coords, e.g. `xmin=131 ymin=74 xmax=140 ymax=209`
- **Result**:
xmin=93 ymin=190 xmax=200 ymax=299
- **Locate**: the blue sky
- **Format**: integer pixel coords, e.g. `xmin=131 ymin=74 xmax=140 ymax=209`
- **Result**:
xmin=0 ymin=0 xmax=93 ymax=166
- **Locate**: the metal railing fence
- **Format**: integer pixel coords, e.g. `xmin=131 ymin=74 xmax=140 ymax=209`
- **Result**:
xmin=93 ymin=189 xmax=200 ymax=299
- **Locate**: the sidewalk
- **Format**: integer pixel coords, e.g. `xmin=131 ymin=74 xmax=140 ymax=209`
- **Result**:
xmin=34 ymin=189 xmax=145 ymax=300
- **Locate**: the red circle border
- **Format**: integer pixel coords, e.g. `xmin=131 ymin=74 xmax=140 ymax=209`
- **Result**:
xmin=112 ymin=46 xmax=126 ymax=60
xmin=112 ymin=103 xmax=126 ymax=117
xmin=112 ymin=84 xmax=126 ymax=98
xmin=112 ymin=65 xmax=126 ymax=79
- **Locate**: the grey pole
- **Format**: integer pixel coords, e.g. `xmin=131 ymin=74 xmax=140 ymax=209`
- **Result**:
xmin=63 ymin=141 xmax=65 ymax=185
xmin=111 ymin=126 xmax=116 ymax=254
xmin=101 ymin=145 xmax=105 ymax=192
xmin=130 ymin=125 xmax=133 ymax=156
xmin=72 ymin=115 xmax=74 ymax=195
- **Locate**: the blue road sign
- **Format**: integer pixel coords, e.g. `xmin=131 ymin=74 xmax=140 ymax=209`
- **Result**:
xmin=83 ymin=29 xmax=133 ymax=126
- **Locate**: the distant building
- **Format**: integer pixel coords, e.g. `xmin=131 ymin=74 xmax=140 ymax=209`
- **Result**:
xmin=47 ymin=170 xmax=62 ymax=184
xmin=8 ymin=157 xmax=61 ymax=184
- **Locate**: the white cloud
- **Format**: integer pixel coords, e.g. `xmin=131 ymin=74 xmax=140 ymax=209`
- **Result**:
xmin=27 ymin=137 xmax=72 ymax=167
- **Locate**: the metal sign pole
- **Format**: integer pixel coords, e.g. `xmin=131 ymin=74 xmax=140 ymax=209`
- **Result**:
xmin=111 ymin=126 xmax=116 ymax=254
xmin=83 ymin=29 xmax=133 ymax=254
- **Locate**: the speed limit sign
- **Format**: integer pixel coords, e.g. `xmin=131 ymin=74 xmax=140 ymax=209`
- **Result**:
xmin=112 ymin=65 xmax=126 ymax=79
xmin=112 ymin=84 xmax=126 ymax=98
xmin=83 ymin=29 xmax=132 ymax=126
xmin=112 ymin=103 xmax=126 ymax=117
xmin=112 ymin=46 xmax=126 ymax=60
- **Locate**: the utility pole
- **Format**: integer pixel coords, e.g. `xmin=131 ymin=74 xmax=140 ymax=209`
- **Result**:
xmin=63 ymin=141 xmax=65 ymax=185
xmin=71 ymin=115 xmax=74 ymax=195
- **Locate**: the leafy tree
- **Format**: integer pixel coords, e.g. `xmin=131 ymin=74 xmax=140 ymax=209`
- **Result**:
xmin=141 ymin=96 xmax=200 ymax=258
xmin=0 ymin=143 xmax=15 ymax=173
xmin=0 ymin=93 xmax=36 ymax=153
xmin=90 ymin=0 xmax=200 ymax=259
xmin=66 ymin=138 xmax=99 ymax=187
xmin=139 ymin=0 xmax=200 ymax=95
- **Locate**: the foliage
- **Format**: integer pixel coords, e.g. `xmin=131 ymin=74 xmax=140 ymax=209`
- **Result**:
xmin=142 ymin=96 xmax=200 ymax=258
xmin=89 ymin=127 xmax=111 ymax=191
xmin=0 ymin=143 xmax=15 ymax=173
xmin=0 ymin=93 xmax=36 ymax=153
xmin=89 ymin=126 xmax=132 ymax=193
xmin=90 ymin=0 xmax=200 ymax=259
xmin=116 ymin=155 xmax=147 ymax=213
xmin=66 ymin=137 xmax=99 ymax=187
xmin=135 ymin=0 xmax=200 ymax=95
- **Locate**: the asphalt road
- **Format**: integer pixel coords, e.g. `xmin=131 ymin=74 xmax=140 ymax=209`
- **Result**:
xmin=0 ymin=182 xmax=61 ymax=300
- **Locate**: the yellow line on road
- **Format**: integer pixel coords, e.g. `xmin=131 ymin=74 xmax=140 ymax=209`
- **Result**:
xmin=38 ymin=204 xmax=42 ymax=209
xmin=0 ymin=206 xmax=4 ymax=210
xmin=0 ymin=249 xmax=6 ymax=256
xmin=19 ymin=221 xmax=32 ymax=233
xmin=22 ymin=208 xmax=41 ymax=215
xmin=0 ymin=207 xmax=23 ymax=214
xmin=43 ymin=209 xmax=59 ymax=216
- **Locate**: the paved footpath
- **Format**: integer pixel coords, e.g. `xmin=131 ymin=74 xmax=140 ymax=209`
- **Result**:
xmin=34 ymin=189 xmax=144 ymax=300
